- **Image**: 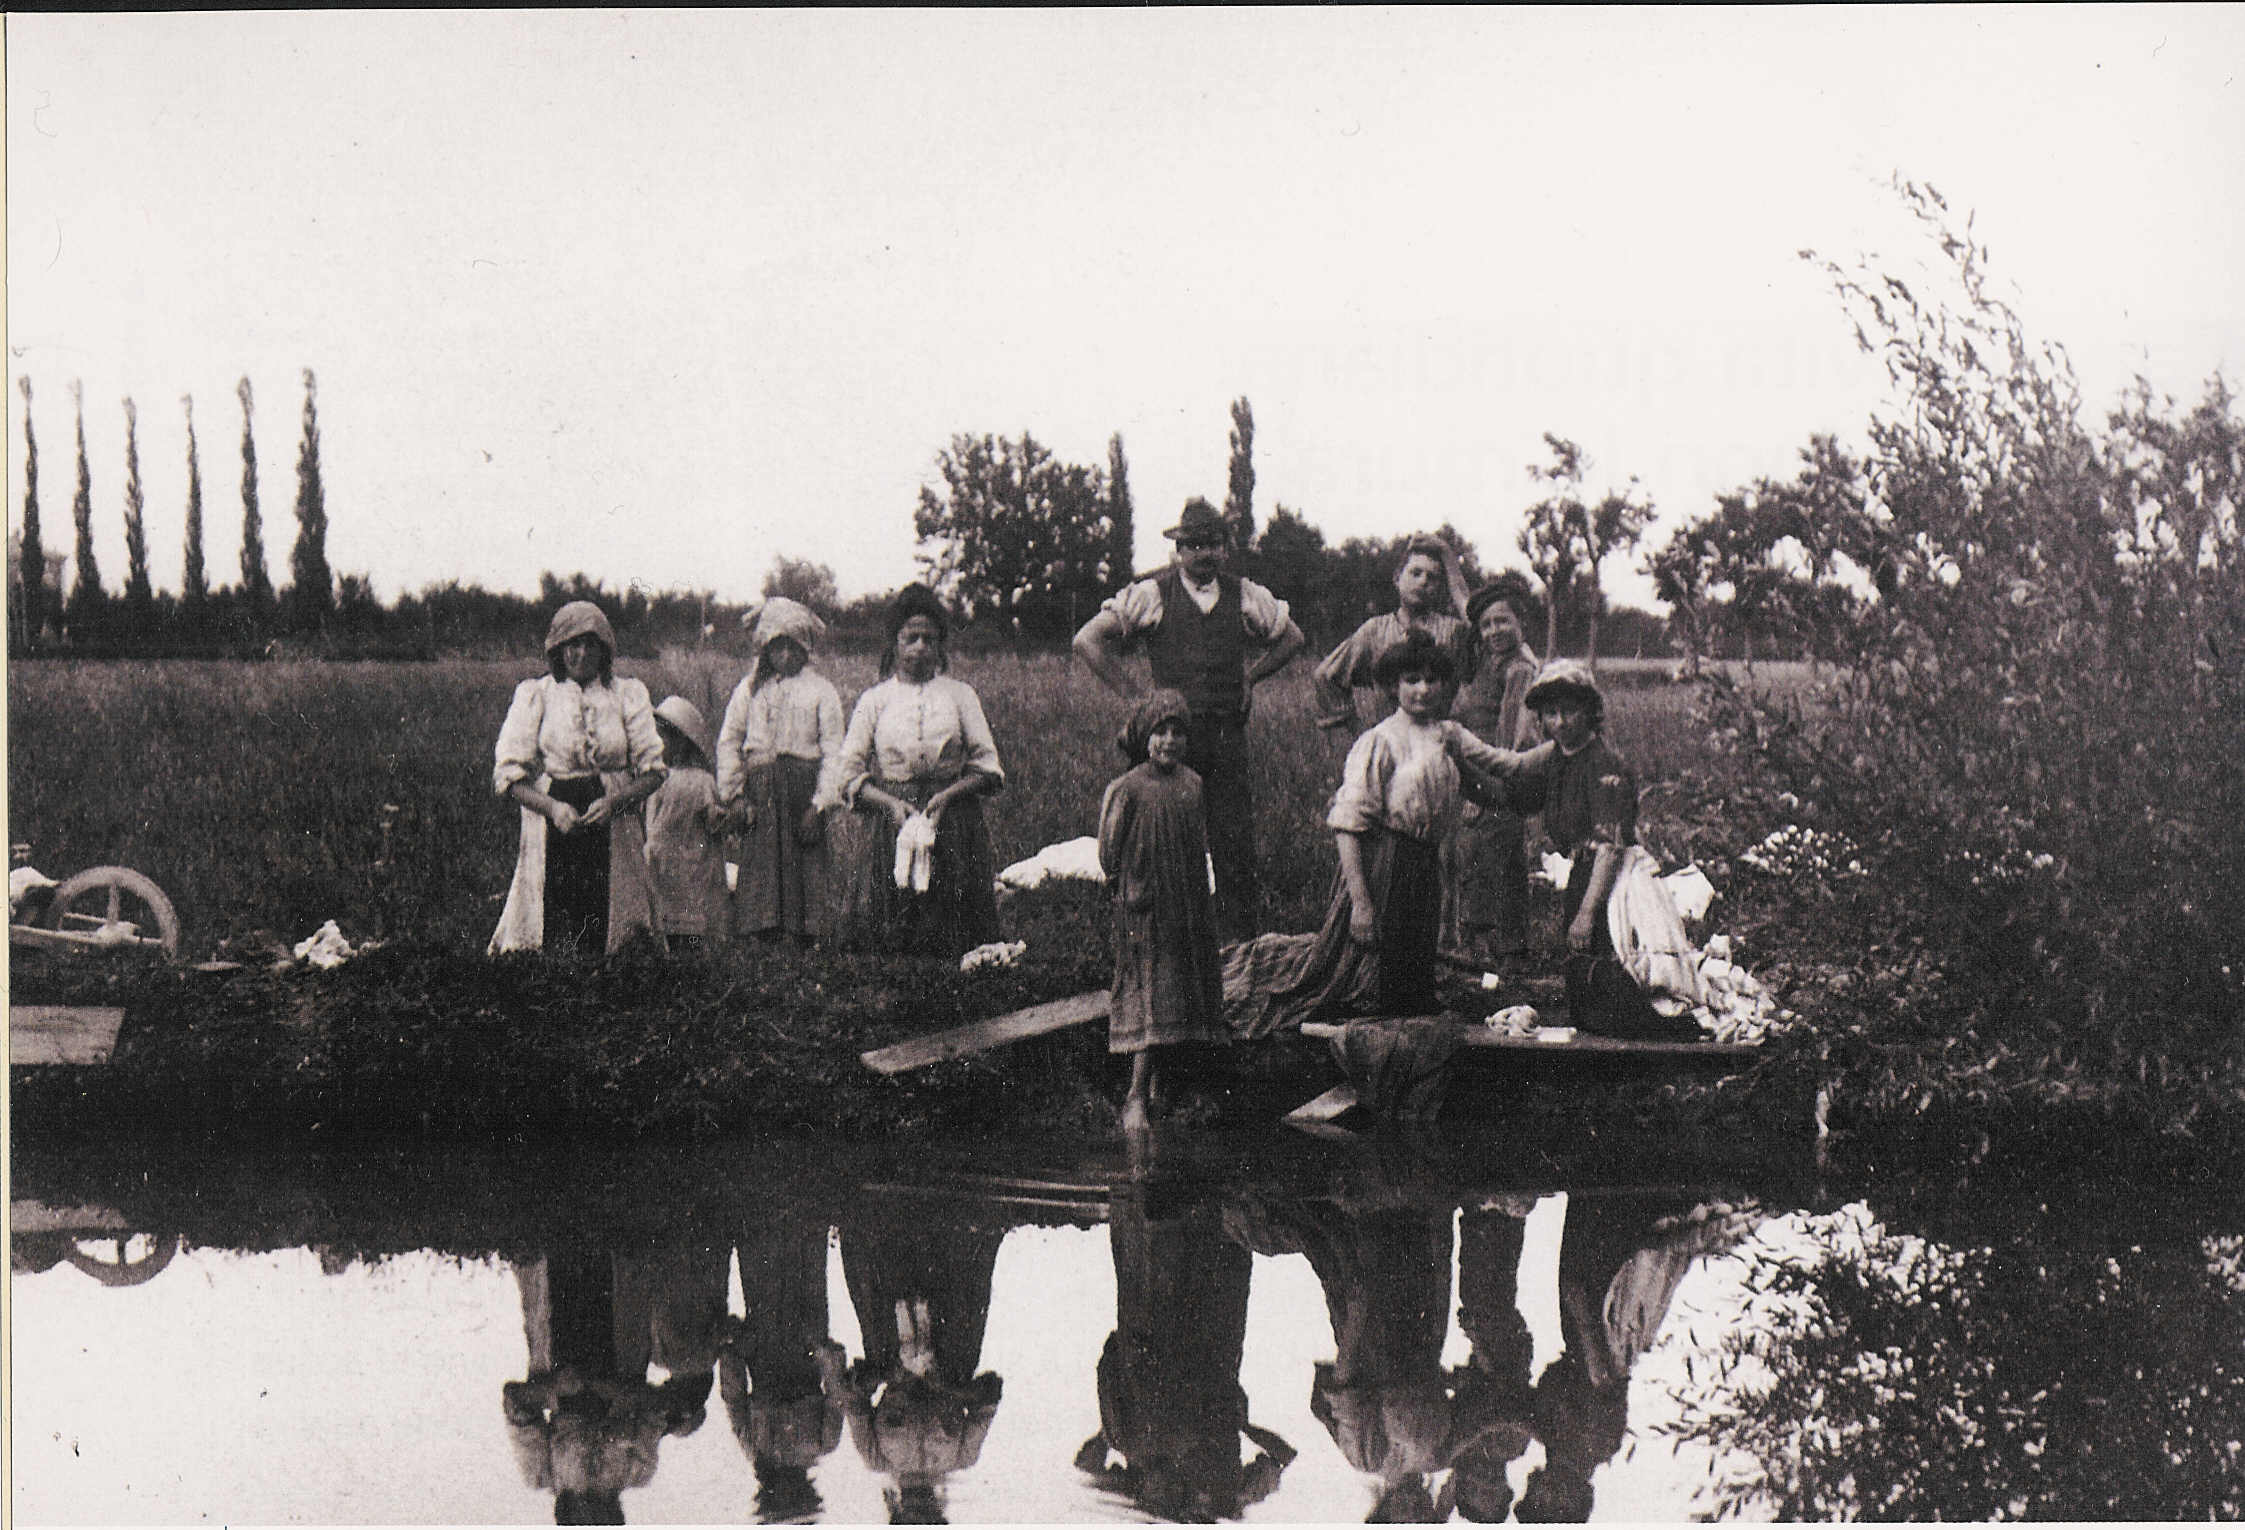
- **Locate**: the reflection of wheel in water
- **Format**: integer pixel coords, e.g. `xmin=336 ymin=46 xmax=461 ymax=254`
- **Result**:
xmin=64 ymin=1232 xmax=180 ymax=1287
xmin=43 ymin=866 xmax=181 ymax=957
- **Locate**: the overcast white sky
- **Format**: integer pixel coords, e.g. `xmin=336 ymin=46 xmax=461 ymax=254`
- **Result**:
xmin=8 ymin=7 xmax=2243 ymax=609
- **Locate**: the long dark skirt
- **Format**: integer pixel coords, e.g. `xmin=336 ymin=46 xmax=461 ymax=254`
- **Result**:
xmin=836 ymin=776 xmax=1000 ymax=959
xmin=735 ymin=756 xmax=830 ymax=937
xmin=1236 ymin=828 xmax=1441 ymax=1038
xmin=543 ymin=775 xmax=610 ymax=955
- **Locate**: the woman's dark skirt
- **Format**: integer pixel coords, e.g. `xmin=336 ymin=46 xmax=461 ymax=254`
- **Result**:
xmin=543 ymin=775 xmax=610 ymax=955
xmin=835 ymin=776 xmax=1000 ymax=959
xmin=735 ymin=755 xmax=830 ymax=937
xmin=1238 ymin=827 xmax=1442 ymax=1038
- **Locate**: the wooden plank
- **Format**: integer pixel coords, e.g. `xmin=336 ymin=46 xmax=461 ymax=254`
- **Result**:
xmin=1300 ymin=1018 xmax=1759 ymax=1061
xmin=1284 ymin=1084 xmax=1362 ymax=1125
xmin=9 ymin=1199 xmax=133 ymax=1235
xmin=9 ymin=1005 xmax=128 ymax=1066
xmin=861 ymin=989 xmax=1110 ymax=1075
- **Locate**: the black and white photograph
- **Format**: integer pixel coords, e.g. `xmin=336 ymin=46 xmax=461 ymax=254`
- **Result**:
xmin=8 ymin=8 xmax=2243 ymax=1523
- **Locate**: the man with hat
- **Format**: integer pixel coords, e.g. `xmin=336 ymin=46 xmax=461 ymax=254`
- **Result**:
xmin=1074 ymin=496 xmax=1306 ymax=939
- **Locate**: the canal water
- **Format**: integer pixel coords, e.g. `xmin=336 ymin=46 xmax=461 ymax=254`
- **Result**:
xmin=11 ymin=1130 xmax=2241 ymax=1523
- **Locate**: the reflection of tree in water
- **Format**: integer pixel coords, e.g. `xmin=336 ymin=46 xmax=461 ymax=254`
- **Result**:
xmin=503 ymin=1237 xmax=729 ymax=1523
xmin=1077 ymin=1178 xmax=1296 ymax=1522
xmin=1662 ymin=1204 xmax=2245 ymax=1520
xmin=836 ymin=1213 xmax=1007 ymax=1524
xmin=721 ymin=1211 xmax=846 ymax=1524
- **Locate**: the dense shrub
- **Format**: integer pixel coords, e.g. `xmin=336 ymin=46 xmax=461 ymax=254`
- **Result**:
xmin=1702 ymin=182 xmax=2244 ymax=1129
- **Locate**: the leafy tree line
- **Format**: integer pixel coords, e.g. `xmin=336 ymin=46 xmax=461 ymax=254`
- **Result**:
xmin=910 ymin=401 xmax=1694 ymax=657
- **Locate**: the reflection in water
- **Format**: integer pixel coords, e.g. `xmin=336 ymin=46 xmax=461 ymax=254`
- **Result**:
xmin=837 ymin=1210 xmax=1007 ymax=1523
xmin=722 ymin=1209 xmax=846 ymax=1523
xmin=1079 ymin=1176 xmax=1296 ymax=1521
xmin=12 ymin=1228 xmax=180 ymax=1286
xmin=1524 ymin=1195 xmax=1755 ymax=1521
xmin=1448 ymin=1204 xmax=1539 ymax=1521
xmin=1663 ymin=1204 xmax=2245 ymax=1521
xmin=502 ymin=1235 xmax=729 ymax=1522
xmin=22 ymin=1135 xmax=2237 ymax=1523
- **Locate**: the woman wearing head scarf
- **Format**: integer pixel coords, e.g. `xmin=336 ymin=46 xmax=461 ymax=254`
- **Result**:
xmin=716 ymin=596 xmax=848 ymax=941
xmin=831 ymin=585 xmax=1005 ymax=959
xmin=489 ymin=601 xmax=667 ymax=956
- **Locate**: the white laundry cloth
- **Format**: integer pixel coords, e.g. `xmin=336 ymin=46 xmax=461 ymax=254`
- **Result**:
xmin=894 ymin=812 xmax=938 ymax=893
xmin=1607 ymin=845 xmax=1709 ymax=1016
xmin=995 ymin=835 xmax=1106 ymax=894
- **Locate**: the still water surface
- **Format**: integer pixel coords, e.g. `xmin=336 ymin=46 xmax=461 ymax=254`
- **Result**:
xmin=12 ymin=1131 xmax=2241 ymax=1523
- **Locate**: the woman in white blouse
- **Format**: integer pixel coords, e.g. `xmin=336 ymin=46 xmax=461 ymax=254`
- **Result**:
xmin=832 ymin=585 xmax=1005 ymax=957
xmin=489 ymin=601 xmax=668 ymax=956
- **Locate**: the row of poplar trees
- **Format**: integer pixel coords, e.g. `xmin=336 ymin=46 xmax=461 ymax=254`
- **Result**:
xmin=13 ymin=370 xmax=331 ymax=650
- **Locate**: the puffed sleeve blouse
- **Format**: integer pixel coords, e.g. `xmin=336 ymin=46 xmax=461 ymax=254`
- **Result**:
xmin=493 ymin=675 xmax=667 ymax=795
xmin=833 ymin=675 xmax=1005 ymax=806
xmin=1326 ymin=714 xmax=1464 ymax=843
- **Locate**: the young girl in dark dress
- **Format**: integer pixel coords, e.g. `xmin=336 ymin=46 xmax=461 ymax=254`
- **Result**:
xmin=1098 ymin=690 xmax=1227 ymax=1130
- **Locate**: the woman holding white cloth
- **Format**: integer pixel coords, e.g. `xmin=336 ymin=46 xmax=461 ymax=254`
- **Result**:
xmin=831 ymin=585 xmax=1005 ymax=958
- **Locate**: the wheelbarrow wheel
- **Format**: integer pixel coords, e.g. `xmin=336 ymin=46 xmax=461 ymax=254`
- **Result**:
xmin=44 ymin=866 xmax=182 ymax=958
xmin=64 ymin=1233 xmax=180 ymax=1287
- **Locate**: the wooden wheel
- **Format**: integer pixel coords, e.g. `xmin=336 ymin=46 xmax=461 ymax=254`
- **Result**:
xmin=44 ymin=866 xmax=182 ymax=958
xmin=63 ymin=1233 xmax=180 ymax=1287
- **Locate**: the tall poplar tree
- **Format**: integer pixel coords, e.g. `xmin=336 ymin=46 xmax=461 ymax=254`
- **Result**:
xmin=181 ymin=395 xmax=207 ymax=606
xmin=17 ymin=376 xmax=44 ymax=640
xmin=288 ymin=368 xmax=332 ymax=631
xmin=1224 ymin=396 xmax=1256 ymax=549
xmin=67 ymin=380 xmax=104 ymax=630
xmin=237 ymin=376 xmax=273 ymax=615
xmin=1106 ymin=431 xmax=1136 ymax=589
xmin=121 ymin=397 xmax=153 ymax=619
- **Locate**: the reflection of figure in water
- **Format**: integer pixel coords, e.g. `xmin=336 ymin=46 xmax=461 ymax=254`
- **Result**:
xmin=1232 ymin=1187 xmax=1464 ymax=1522
xmin=1445 ymin=1202 xmax=1541 ymax=1522
xmin=1076 ymin=1178 xmax=1296 ymax=1520
xmin=837 ymin=1213 xmax=1007 ymax=1523
xmin=720 ymin=1211 xmax=847 ymax=1523
xmin=1519 ymin=1194 xmax=1756 ymax=1522
xmin=503 ymin=1236 xmax=730 ymax=1523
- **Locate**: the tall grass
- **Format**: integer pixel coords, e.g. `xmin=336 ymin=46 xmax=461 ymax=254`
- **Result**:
xmin=7 ymin=653 xmax=1756 ymax=954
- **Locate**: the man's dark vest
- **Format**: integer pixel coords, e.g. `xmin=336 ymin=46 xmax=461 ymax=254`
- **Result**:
xmin=1148 ymin=568 xmax=1247 ymax=717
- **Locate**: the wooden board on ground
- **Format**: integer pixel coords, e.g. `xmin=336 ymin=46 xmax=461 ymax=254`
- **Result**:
xmin=1300 ymin=1019 xmax=1759 ymax=1062
xmin=11 ymin=1005 xmax=129 ymax=1066
xmin=1283 ymin=1084 xmax=1363 ymax=1125
xmin=861 ymin=989 xmax=1110 ymax=1075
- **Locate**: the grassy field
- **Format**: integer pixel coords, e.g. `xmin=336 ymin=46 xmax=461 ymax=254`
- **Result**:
xmin=6 ymin=650 xmax=1770 ymax=955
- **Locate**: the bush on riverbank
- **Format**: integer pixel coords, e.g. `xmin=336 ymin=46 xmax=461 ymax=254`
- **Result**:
xmin=1692 ymin=192 xmax=2245 ymax=1142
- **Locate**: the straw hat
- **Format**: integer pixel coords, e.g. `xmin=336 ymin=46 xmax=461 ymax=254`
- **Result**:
xmin=653 ymin=696 xmax=713 ymax=763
